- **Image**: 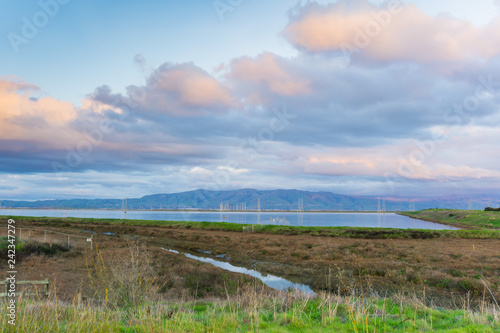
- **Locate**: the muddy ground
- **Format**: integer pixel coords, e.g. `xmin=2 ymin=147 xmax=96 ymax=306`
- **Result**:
xmin=3 ymin=218 xmax=500 ymax=307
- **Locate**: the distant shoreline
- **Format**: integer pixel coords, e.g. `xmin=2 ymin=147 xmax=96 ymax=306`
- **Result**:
xmin=0 ymin=207 xmax=398 ymax=214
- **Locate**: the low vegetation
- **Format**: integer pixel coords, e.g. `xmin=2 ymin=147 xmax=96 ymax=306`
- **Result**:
xmin=1 ymin=212 xmax=500 ymax=331
xmin=1 ymin=288 xmax=499 ymax=332
xmin=1 ymin=240 xmax=499 ymax=332
xmin=0 ymin=236 xmax=68 ymax=259
xmin=400 ymin=209 xmax=500 ymax=230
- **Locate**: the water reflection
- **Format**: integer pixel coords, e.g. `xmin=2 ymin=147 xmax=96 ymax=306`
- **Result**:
xmin=161 ymin=248 xmax=315 ymax=295
xmin=0 ymin=209 xmax=459 ymax=230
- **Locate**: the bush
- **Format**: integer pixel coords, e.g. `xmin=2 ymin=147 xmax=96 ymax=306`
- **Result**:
xmin=485 ymin=207 xmax=500 ymax=212
xmin=21 ymin=242 xmax=68 ymax=256
xmin=87 ymin=242 xmax=167 ymax=309
xmin=0 ymin=237 xmax=68 ymax=259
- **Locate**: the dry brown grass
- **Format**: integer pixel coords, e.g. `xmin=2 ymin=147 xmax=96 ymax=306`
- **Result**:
xmin=10 ymin=217 xmax=500 ymax=307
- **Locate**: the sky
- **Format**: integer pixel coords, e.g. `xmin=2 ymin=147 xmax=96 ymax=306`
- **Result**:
xmin=1 ymin=0 xmax=500 ymax=200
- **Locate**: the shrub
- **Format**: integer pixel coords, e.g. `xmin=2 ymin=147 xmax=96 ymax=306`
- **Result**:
xmin=87 ymin=242 xmax=167 ymax=309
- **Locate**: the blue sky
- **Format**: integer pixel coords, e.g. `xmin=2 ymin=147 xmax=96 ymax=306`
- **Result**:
xmin=3 ymin=0 xmax=498 ymax=104
xmin=2 ymin=0 xmax=303 ymax=103
xmin=1 ymin=0 xmax=500 ymax=200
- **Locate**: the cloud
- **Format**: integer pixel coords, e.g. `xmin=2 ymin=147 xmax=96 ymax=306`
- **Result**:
xmin=228 ymin=53 xmax=312 ymax=104
xmin=0 ymin=78 xmax=78 ymax=147
xmin=0 ymin=76 xmax=227 ymax=174
xmin=93 ymin=62 xmax=236 ymax=118
xmin=3 ymin=0 xmax=500 ymax=199
xmin=283 ymin=0 xmax=500 ymax=64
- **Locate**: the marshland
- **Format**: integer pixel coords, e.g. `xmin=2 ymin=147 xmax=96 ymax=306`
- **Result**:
xmin=1 ymin=209 xmax=499 ymax=332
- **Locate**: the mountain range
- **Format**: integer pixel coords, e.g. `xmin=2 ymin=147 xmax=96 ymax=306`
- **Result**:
xmin=1 ymin=189 xmax=499 ymax=211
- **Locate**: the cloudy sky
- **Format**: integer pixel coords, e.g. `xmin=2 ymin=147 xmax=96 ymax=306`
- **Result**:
xmin=1 ymin=0 xmax=500 ymax=200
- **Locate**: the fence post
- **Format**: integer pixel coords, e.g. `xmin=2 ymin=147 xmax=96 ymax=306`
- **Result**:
xmin=44 ymin=230 xmax=47 ymax=243
xmin=67 ymin=234 xmax=70 ymax=249
xmin=19 ymin=228 xmax=22 ymax=239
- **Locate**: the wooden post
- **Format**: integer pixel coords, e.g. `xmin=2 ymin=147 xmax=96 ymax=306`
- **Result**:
xmin=44 ymin=230 xmax=47 ymax=243
xmin=45 ymin=278 xmax=50 ymax=296
xmin=67 ymin=234 xmax=70 ymax=248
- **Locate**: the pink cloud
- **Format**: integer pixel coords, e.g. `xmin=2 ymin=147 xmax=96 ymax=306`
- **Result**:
xmin=228 ymin=53 xmax=311 ymax=101
xmin=155 ymin=65 xmax=234 ymax=108
xmin=122 ymin=63 xmax=236 ymax=117
xmin=0 ymin=78 xmax=78 ymax=146
xmin=283 ymin=1 xmax=500 ymax=63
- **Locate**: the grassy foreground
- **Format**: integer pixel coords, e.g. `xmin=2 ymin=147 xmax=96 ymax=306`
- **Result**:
xmin=400 ymin=209 xmax=500 ymax=230
xmin=2 ymin=212 xmax=500 ymax=331
xmin=1 ymin=288 xmax=499 ymax=332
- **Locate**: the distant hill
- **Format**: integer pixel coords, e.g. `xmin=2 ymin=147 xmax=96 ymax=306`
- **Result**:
xmin=1 ymin=189 xmax=498 ymax=211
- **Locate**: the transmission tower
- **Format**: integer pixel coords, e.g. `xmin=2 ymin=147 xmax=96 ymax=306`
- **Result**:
xmin=297 ymin=198 xmax=304 ymax=213
xmin=122 ymin=198 xmax=127 ymax=213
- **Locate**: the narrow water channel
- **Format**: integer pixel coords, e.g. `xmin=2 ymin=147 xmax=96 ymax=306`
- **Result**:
xmin=161 ymin=248 xmax=316 ymax=296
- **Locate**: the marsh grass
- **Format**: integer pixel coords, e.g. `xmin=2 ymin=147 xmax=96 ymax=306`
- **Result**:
xmin=402 ymin=209 xmax=500 ymax=230
xmin=2 ymin=224 xmax=499 ymax=331
xmin=1 ymin=283 xmax=498 ymax=332
xmin=1 ymin=259 xmax=499 ymax=332
xmin=86 ymin=241 xmax=168 ymax=309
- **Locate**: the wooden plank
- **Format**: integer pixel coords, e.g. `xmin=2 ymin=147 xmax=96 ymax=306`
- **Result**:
xmin=0 ymin=279 xmax=49 ymax=285
xmin=12 ymin=281 xmax=49 ymax=285
xmin=0 ymin=279 xmax=50 ymax=297
xmin=0 ymin=292 xmax=49 ymax=297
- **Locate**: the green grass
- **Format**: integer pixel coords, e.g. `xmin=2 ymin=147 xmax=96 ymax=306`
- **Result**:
xmin=0 ymin=236 xmax=68 ymax=257
xmin=0 ymin=236 xmax=24 ymax=251
xmin=1 ymin=292 xmax=498 ymax=332
xmin=2 ymin=221 xmax=499 ymax=332
xmin=6 ymin=214 xmax=500 ymax=239
xmin=400 ymin=209 xmax=500 ymax=230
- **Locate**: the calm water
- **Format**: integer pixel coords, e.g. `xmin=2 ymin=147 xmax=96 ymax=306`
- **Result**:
xmin=0 ymin=209 xmax=458 ymax=230
xmin=162 ymin=248 xmax=315 ymax=295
